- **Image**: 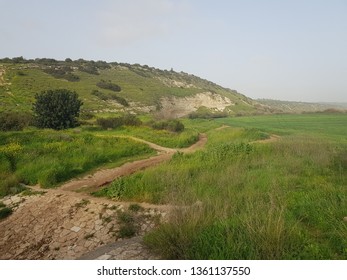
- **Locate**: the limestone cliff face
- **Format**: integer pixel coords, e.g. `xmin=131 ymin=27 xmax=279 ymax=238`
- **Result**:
xmin=157 ymin=92 xmax=234 ymax=118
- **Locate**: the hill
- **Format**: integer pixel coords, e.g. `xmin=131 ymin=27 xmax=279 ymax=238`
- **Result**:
xmin=257 ymin=99 xmax=347 ymax=113
xmin=0 ymin=57 xmax=266 ymax=118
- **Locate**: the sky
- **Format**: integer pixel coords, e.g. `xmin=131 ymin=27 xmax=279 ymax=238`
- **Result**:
xmin=0 ymin=0 xmax=346 ymax=103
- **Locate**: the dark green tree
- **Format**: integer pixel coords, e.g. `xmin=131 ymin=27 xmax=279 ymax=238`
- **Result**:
xmin=33 ymin=89 xmax=83 ymax=130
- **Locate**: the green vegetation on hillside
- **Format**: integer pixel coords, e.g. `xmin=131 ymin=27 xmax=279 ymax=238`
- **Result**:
xmin=0 ymin=57 xmax=257 ymax=115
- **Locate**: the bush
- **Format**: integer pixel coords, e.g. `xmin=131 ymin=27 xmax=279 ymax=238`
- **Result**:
xmin=0 ymin=174 xmax=22 ymax=198
xmin=149 ymin=119 xmax=185 ymax=132
xmin=0 ymin=207 xmax=13 ymax=220
xmin=117 ymin=211 xmax=138 ymax=238
xmin=91 ymin=90 xmax=129 ymax=106
xmin=96 ymin=80 xmax=121 ymax=92
xmin=0 ymin=112 xmax=33 ymax=131
xmin=33 ymin=89 xmax=83 ymax=130
xmin=96 ymin=115 xmax=142 ymax=129
xmin=78 ymin=65 xmax=99 ymax=75
xmin=43 ymin=67 xmax=80 ymax=81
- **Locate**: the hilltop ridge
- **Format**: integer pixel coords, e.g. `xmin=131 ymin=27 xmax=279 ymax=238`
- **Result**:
xmin=0 ymin=57 xmax=267 ymax=118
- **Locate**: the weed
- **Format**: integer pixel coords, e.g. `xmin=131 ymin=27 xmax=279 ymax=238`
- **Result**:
xmin=116 ymin=210 xmax=138 ymax=239
xmin=117 ymin=211 xmax=134 ymax=223
xmin=0 ymin=174 xmax=24 ymax=198
xmin=20 ymin=189 xmax=46 ymax=196
xmin=0 ymin=207 xmax=13 ymax=219
xmin=118 ymin=224 xmax=137 ymax=238
xmin=128 ymin=203 xmax=143 ymax=212
xmin=75 ymin=199 xmax=90 ymax=209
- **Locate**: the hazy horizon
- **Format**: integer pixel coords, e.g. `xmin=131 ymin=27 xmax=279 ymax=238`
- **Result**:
xmin=1 ymin=0 xmax=346 ymax=103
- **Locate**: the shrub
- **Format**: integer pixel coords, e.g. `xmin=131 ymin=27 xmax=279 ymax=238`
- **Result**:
xmin=33 ymin=89 xmax=83 ymax=130
xmin=43 ymin=67 xmax=80 ymax=81
xmin=78 ymin=65 xmax=99 ymax=75
xmin=149 ymin=119 xmax=185 ymax=132
xmin=91 ymin=90 xmax=129 ymax=106
xmin=96 ymin=115 xmax=141 ymax=129
xmin=128 ymin=204 xmax=143 ymax=212
xmin=0 ymin=112 xmax=33 ymax=131
xmin=117 ymin=211 xmax=138 ymax=238
xmin=0 ymin=174 xmax=22 ymax=198
xmin=96 ymin=80 xmax=121 ymax=92
xmin=0 ymin=207 xmax=13 ymax=220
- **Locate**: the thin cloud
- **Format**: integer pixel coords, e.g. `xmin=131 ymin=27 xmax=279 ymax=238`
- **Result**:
xmin=96 ymin=0 xmax=190 ymax=46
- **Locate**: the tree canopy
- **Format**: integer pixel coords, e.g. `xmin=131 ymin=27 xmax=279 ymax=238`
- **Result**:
xmin=33 ymin=89 xmax=83 ymax=130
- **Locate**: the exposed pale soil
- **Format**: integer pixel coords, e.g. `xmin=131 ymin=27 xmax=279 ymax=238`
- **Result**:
xmin=158 ymin=92 xmax=234 ymax=118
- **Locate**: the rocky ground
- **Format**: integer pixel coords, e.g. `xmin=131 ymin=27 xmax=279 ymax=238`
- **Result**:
xmin=0 ymin=189 xmax=167 ymax=260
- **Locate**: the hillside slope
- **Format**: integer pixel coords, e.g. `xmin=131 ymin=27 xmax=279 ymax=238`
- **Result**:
xmin=257 ymin=99 xmax=347 ymax=113
xmin=0 ymin=57 xmax=263 ymax=117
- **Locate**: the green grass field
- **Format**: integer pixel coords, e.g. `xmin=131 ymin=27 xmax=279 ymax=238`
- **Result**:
xmin=0 ymin=128 xmax=155 ymax=195
xmin=0 ymin=113 xmax=346 ymax=259
xmin=214 ymin=113 xmax=347 ymax=143
xmin=0 ymin=121 xmax=201 ymax=197
xmin=95 ymin=113 xmax=347 ymax=259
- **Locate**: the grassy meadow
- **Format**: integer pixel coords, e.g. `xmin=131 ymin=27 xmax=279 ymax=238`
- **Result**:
xmin=95 ymin=113 xmax=347 ymax=259
xmin=0 ymin=112 xmax=346 ymax=259
xmin=0 ymin=128 xmax=155 ymax=196
xmin=87 ymin=125 xmax=199 ymax=148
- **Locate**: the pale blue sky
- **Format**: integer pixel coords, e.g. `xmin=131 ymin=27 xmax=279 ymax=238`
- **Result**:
xmin=1 ymin=0 xmax=346 ymax=102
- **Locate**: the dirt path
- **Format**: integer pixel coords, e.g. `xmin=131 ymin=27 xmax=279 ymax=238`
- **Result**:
xmin=0 ymin=68 xmax=6 ymax=86
xmin=61 ymin=134 xmax=206 ymax=193
xmin=0 ymin=67 xmax=11 ymax=87
xmin=251 ymin=134 xmax=280 ymax=144
xmin=0 ymin=134 xmax=207 ymax=260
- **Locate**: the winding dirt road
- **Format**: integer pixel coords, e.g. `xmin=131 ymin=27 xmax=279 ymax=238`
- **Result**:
xmin=0 ymin=134 xmax=207 ymax=260
xmin=61 ymin=134 xmax=207 ymax=193
xmin=0 ymin=130 xmax=278 ymax=260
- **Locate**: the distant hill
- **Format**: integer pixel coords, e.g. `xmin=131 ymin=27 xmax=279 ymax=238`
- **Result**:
xmin=0 ymin=57 xmax=267 ymax=118
xmin=257 ymin=99 xmax=347 ymax=113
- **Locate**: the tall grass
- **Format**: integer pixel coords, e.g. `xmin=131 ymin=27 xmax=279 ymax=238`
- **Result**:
xmin=89 ymin=125 xmax=199 ymax=148
xmin=0 ymin=129 xmax=154 ymax=194
xmin=144 ymin=136 xmax=346 ymax=259
xmin=97 ymin=122 xmax=347 ymax=259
